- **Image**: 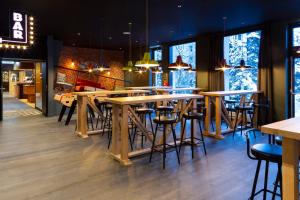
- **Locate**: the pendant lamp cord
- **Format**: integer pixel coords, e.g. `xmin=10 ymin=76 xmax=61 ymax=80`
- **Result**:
xmin=100 ymin=18 xmax=104 ymax=65
xmin=129 ymin=22 xmax=132 ymax=61
xmin=146 ymin=0 xmax=149 ymax=51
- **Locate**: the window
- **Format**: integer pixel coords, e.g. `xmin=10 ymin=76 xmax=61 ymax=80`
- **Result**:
xmin=224 ymin=31 xmax=261 ymax=91
xmin=169 ymin=42 xmax=196 ymax=88
xmin=293 ymin=27 xmax=300 ymax=47
xmin=292 ymin=27 xmax=300 ymax=116
xmin=152 ymin=49 xmax=163 ymax=86
xmin=153 ymin=49 xmax=162 ymax=61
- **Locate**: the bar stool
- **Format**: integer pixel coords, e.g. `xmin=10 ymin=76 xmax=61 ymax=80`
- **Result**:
xmin=179 ymin=108 xmax=207 ymax=158
xmin=149 ymin=109 xmax=180 ymax=169
xmin=233 ymin=101 xmax=254 ymax=137
xmin=94 ymin=99 xmax=106 ymax=129
xmin=104 ymin=104 xmax=134 ymax=150
xmin=103 ymin=104 xmax=113 ymax=148
xmin=224 ymin=99 xmax=238 ymax=121
xmin=132 ymin=107 xmax=154 ymax=148
xmin=156 ymin=105 xmax=174 ymax=113
xmin=245 ymin=131 xmax=282 ymax=200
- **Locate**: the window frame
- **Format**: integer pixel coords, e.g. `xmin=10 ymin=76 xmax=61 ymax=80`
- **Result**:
xmin=223 ymin=29 xmax=262 ymax=91
xmin=168 ymin=41 xmax=197 ymax=88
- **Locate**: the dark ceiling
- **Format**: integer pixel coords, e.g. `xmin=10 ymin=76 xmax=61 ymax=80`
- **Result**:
xmin=1 ymin=0 xmax=300 ymax=49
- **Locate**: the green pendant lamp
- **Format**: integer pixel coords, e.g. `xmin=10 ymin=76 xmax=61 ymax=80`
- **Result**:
xmin=122 ymin=22 xmax=137 ymax=72
xmin=135 ymin=0 xmax=159 ymax=69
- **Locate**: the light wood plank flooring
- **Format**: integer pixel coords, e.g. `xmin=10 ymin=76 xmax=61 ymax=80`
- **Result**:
xmin=0 ymin=115 xmax=280 ymax=200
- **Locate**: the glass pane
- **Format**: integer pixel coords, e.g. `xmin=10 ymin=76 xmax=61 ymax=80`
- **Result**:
xmin=154 ymin=73 xmax=162 ymax=86
xmin=293 ymin=27 xmax=300 ymax=47
xmin=35 ymin=63 xmax=43 ymax=110
xmin=224 ymin=31 xmax=261 ymax=91
xmin=294 ymin=58 xmax=300 ymax=117
xmin=169 ymin=42 xmax=196 ymax=69
xmin=153 ymin=49 xmax=162 ymax=61
xmin=171 ymin=70 xmax=196 ymax=90
xmin=169 ymin=42 xmax=196 ymax=88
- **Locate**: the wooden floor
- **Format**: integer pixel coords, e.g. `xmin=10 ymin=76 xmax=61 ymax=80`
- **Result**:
xmin=0 ymin=115 xmax=280 ymax=200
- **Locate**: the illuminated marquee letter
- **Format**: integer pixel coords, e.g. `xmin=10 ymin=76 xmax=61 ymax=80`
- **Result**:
xmin=12 ymin=12 xmax=24 ymax=40
xmin=13 ymin=22 xmax=23 ymax=30
xmin=13 ymin=13 xmax=23 ymax=21
xmin=13 ymin=30 xmax=23 ymax=39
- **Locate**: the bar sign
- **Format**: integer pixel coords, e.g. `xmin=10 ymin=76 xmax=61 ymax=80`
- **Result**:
xmin=10 ymin=12 xmax=26 ymax=42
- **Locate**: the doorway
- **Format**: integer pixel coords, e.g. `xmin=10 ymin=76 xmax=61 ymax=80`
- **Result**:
xmin=0 ymin=59 xmax=46 ymax=120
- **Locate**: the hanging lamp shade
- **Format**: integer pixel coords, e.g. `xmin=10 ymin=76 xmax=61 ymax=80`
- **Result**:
xmin=187 ymin=66 xmax=195 ymax=73
xmin=295 ymin=47 xmax=300 ymax=54
xmin=135 ymin=52 xmax=159 ymax=68
xmin=152 ymin=67 xmax=163 ymax=74
xmin=234 ymin=59 xmax=253 ymax=70
xmin=215 ymin=58 xmax=232 ymax=71
xmin=168 ymin=55 xmax=191 ymax=70
xmin=135 ymin=67 xmax=147 ymax=74
xmin=122 ymin=61 xmax=136 ymax=72
xmin=95 ymin=64 xmax=111 ymax=72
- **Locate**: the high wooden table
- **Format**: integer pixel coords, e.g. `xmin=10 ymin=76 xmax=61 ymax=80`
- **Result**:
xmin=126 ymin=86 xmax=172 ymax=90
xmin=261 ymin=118 xmax=300 ymax=200
xmin=73 ymin=90 xmax=150 ymax=138
xmin=153 ymin=87 xmax=206 ymax=95
xmin=200 ymin=90 xmax=261 ymax=139
xmin=105 ymin=94 xmax=203 ymax=166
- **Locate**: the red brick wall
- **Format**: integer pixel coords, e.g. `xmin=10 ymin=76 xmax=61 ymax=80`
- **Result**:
xmin=56 ymin=46 xmax=125 ymax=90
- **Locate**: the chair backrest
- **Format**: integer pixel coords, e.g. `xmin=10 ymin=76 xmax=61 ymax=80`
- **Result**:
xmin=244 ymin=131 xmax=257 ymax=160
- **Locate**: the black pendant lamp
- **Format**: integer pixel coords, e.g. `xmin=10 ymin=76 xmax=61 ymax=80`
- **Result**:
xmin=215 ymin=17 xmax=233 ymax=71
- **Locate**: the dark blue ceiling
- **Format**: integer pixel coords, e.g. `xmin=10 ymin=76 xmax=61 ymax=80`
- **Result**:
xmin=0 ymin=0 xmax=300 ymax=49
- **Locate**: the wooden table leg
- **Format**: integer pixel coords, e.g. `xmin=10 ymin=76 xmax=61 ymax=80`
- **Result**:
xmin=111 ymin=104 xmax=121 ymax=156
xmin=215 ymin=96 xmax=224 ymax=139
xmin=282 ymin=137 xmax=299 ymax=200
xmin=204 ymin=96 xmax=211 ymax=136
xmin=110 ymin=104 xmax=132 ymax=166
xmin=76 ymin=95 xmax=88 ymax=138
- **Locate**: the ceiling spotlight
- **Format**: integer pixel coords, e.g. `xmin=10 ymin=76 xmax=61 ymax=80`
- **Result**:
xmin=123 ymin=32 xmax=131 ymax=35
xmin=177 ymin=4 xmax=182 ymax=8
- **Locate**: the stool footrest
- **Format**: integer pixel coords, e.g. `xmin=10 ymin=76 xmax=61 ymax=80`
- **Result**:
xmin=249 ymin=188 xmax=280 ymax=200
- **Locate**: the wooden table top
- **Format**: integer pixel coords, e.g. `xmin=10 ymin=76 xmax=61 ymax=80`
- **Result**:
xmin=153 ymin=87 xmax=205 ymax=92
xmin=73 ymin=89 xmax=150 ymax=96
xmin=261 ymin=117 xmax=300 ymax=140
xmin=105 ymin=94 xmax=203 ymax=105
xmin=126 ymin=86 xmax=172 ymax=90
xmin=200 ymin=90 xmax=262 ymax=97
